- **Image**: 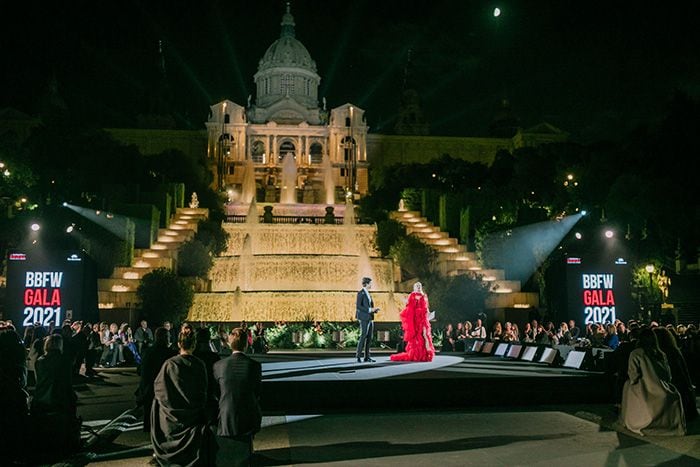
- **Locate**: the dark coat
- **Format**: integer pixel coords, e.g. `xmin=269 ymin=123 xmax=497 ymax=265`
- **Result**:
xmin=32 ymin=351 xmax=76 ymax=415
xmin=213 ymin=352 xmax=262 ymax=438
xmin=355 ymin=289 xmax=375 ymax=321
xmin=151 ymin=354 xmax=216 ymax=466
xmin=136 ymin=343 xmax=177 ymax=431
xmin=193 ymin=346 xmax=221 ymax=424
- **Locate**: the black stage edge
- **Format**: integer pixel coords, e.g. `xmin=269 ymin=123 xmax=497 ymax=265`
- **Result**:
xmin=256 ymin=352 xmax=615 ymax=414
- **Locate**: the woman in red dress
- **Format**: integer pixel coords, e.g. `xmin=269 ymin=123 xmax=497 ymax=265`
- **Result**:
xmin=390 ymin=282 xmax=435 ymax=362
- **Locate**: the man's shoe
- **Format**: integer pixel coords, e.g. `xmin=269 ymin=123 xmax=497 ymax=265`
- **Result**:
xmin=364 ymin=357 xmax=376 ymax=363
xmin=356 ymin=357 xmax=362 ymax=363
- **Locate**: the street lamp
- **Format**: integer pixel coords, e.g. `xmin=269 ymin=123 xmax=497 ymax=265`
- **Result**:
xmin=218 ymin=103 xmax=232 ymax=192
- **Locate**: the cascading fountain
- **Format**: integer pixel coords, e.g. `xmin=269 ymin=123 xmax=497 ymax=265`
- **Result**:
xmin=238 ymin=233 xmax=253 ymax=290
xmin=280 ymin=152 xmax=297 ymax=204
xmin=189 ymin=191 xmax=407 ymax=323
xmin=240 ymin=158 xmax=256 ymax=205
xmin=322 ymin=152 xmax=335 ymax=205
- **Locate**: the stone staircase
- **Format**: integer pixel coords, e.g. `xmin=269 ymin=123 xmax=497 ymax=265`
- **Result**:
xmin=97 ymin=207 xmax=209 ymax=310
xmin=390 ymin=209 xmax=538 ymax=309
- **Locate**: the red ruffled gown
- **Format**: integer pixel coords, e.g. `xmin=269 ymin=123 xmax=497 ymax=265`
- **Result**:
xmin=390 ymin=292 xmax=435 ymax=362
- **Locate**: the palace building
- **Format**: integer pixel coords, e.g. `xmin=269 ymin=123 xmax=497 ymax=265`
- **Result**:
xmin=206 ymin=4 xmax=369 ymax=203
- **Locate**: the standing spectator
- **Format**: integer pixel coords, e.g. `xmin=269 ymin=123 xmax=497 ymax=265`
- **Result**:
xmin=620 ymin=328 xmax=685 ymax=436
xmin=134 ymin=320 xmax=154 ymax=356
xmin=213 ymin=328 xmax=262 ymax=467
xmin=31 ymin=334 xmax=81 ymax=462
xmin=193 ymin=327 xmax=221 ymax=425
xmin=135 ymin=327 xmax=177 ymax=432
xmin=252 ymin=322 xmax=268 ymax=354
xmin=151 ymin=323 xmax=216 ymax=466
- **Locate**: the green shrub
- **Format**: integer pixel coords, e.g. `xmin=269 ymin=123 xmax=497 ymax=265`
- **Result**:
xmin=137 ymin=268 xmax=194 ymax=325
xmin=178 ymin=239 xmax=213 ymax=277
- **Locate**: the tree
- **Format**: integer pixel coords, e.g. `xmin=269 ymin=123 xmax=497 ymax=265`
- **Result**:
xmin=137 ymin=268 xmax=194 ymax=325
xmin=177 ymin=240 xmax=213 ymax=277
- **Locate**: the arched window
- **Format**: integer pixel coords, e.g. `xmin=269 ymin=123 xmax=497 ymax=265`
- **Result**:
xmin=251 ymin=140 xmax=265 ymax=164
xmin=278 ymin=140 xmax=296 ymax=162
xmin=309 ymin=142 xmax=323 ymax=164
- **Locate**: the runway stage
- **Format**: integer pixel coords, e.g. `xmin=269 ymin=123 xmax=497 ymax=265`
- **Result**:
xmin=257 ymin=352 xmax=614 ymax=414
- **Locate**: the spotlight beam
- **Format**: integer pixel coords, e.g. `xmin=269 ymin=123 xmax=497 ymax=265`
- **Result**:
xmin=482 ymin=213 xmax=585 ymax=284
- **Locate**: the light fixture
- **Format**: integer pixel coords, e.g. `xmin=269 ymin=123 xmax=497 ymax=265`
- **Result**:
xmin=604 ymin=230 xmax=614 ymax=238
xmin=645 ymin=264 xmax=655 ymax=274
xmin=31 ymin=223 xmax=40 ymax=232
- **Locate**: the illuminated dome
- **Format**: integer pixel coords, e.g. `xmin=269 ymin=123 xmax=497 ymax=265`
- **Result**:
xmin=253 ymin=3 xmax=321 ymax=117
xmin=258 ymin=7 xmax=317 ymax=73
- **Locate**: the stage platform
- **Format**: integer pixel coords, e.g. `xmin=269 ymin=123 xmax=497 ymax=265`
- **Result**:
xmin=256 ymin=351 xmax=614 ymax=414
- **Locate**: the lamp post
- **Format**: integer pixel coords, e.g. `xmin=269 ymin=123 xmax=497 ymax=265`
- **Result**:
xmin=645 ymin=264 xmax=655 ymax=321
xmin=218 ymin=103 xmax=232 ymax=192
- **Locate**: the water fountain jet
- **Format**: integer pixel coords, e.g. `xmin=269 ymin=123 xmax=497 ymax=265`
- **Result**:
xmin=280 ymin=152 xmax=297 ymax=204
xmin=322 ymin=153 xmax=335 ymax=205
xmin=240 ymin=158 xmax=256 ymax=204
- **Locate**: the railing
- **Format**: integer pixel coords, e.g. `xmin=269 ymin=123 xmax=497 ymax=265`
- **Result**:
xmin=225 ymin=215 xmax=350 ymax=225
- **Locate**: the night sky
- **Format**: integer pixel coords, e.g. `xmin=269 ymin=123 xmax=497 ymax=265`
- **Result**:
xmin=2 ymin=0 xmax=699 ymax=142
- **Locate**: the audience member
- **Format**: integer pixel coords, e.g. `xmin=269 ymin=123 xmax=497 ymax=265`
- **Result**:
xmin=213 ymin=327 xmax=263 ymax=467
xmin=653 ymin=326 xmax=698 ymax=422
xmin=193 ymin=327 xmax=221 ymax=425
xmin=471 ymin=318 xmax=486 ymax=339
xmin=568 ymin=320 xmax=580 ymax=339
xmin=442 ymin=323 xmax=456 ymax=351
xmin=151 ymin=323 xmax=216 ymax=466
xmin=0 ymin=323 xmax=30 ymax=464
xmin=134 ymin=320 xmax=154 ymax=355
xmin=31 ymin=334 xmax=81 ymax=462
xmin=135 ymin=327 xmax=177 ymax=432
xmin=620 ymin=328 xmax=686 ymax=436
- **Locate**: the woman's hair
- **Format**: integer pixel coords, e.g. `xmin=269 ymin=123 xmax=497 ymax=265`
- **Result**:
xmin=413 ymin=281 xmax=423 ymax=292
xmin=44 ymin=334 xmax=63 ymax=354
xmin=178 ymin=323 xmax=196 ymax=351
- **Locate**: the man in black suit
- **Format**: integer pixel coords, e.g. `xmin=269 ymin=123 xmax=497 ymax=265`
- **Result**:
xmin=356 ymin=276 xmax=379 ymax=363
xmin=213 ymin=327 xmax=262 ymax=467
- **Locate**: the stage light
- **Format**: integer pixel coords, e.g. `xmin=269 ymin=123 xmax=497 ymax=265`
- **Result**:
xmin=604 ymin=230 xmax=614 ymax=238
xmin=66 ymin=225 xmax=74 ymax=233
xmin=645 ymin=264 xmax=655 ymax=273
xmin=581 ymin=210 xmax=587 ymax=216
xmin=62 ymin=202 xmax=68 ymax=207
xmin=574 ymin=232 xmax=582 ymax=239
xmin=30 ymin=223 xmax=40 ymax=231
xmin=493 ymin=7 xmax=501 ymax=17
